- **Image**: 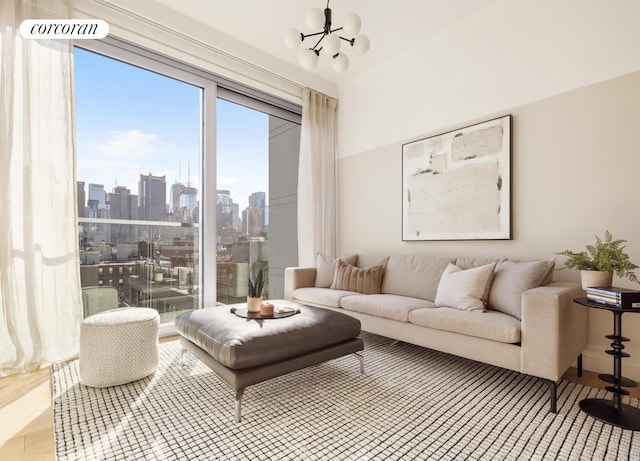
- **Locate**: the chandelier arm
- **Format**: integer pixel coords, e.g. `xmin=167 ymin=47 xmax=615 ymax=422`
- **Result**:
xmin=339 ymin=36 xmax=355 ymax=45
xmin=302 ymin=30 xmax=325 ymax=39
xmin=311 ymin=33 xmax=326 ymax=51
xmin=329 ymin=27 xmax=343 ymax=34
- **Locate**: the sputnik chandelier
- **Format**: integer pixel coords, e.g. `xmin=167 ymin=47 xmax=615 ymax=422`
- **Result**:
xmin=284 ymin=0 xmax=370 ymax=72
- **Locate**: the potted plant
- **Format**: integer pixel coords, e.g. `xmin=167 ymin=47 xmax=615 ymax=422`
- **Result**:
xmin=247 ymin=263 xmax=265 ymax=312
xmin=556 ymin=230 xmax=639 ymax=289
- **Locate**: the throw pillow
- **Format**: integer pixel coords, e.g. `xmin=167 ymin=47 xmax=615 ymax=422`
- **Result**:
xmin=330 ymin=259 xmax=385 ymax=294
xmin=315 ymin=253 xmax=357 ymax=288
xmin=488 ymin=258 xmax=555 ymax=319
xmin=435 ymin=262 xmax=497 ymax=312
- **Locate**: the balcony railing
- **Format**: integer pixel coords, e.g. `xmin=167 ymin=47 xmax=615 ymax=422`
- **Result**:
xmin=77 ymin=217 xmax=269 ymax=322
xmin=78 ymin=217 xmax=199 ymax=323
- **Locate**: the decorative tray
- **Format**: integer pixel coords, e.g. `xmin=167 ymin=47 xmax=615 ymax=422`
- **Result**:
xmin=230 ymin=306 xmax=300 ymax=320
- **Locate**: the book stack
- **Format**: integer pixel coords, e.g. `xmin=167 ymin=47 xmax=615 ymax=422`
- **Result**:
xmin=586 ymin=286 xmax=640 ymax=308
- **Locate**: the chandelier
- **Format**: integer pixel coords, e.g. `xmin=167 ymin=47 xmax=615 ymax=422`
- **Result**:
xmin=284 ymin=0 xmax=370 ymax=72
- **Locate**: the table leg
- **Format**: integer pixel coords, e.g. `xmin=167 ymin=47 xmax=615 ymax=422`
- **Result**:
xmin=235 ymin=388 xmax=245 ymax=423
xmin=353 ymin=352 xmax=364 ymax=374
xmin=579 ymin=311 xmax=640 ymax=431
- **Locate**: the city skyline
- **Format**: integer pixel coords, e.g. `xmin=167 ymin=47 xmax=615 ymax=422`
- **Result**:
xmin=74 ymin=47 xmax=269 ymax=212
xmin=77 ymin=176 xmax=266 ymax=223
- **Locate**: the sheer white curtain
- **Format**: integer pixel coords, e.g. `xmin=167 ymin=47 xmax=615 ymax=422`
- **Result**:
xmin=0 ymin=0 xmax=81 ymax=376
xmin=297 ymin=88 xmax=338 ymax=266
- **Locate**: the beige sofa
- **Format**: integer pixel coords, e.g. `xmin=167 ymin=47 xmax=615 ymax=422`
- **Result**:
xmin=284 ymin=254 xmax=588 ymax=412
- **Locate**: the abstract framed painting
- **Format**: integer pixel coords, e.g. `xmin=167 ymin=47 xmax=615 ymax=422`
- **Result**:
xmin=402 ymin=115 xmax=511 ymax=241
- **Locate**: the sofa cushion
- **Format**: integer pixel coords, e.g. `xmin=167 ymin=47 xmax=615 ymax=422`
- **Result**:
xmin=488 ymin=258 xmax=555 ymax=319
xmin=331 ymin=259 xmax=385 ymax=294
xmin=315 ymin=253 xmax=357 ymax=288
xmin=381 ymin=255 xmax=456 ymax=301
xmin=340 ymin=294 xmax=435 ymax=322
xmin=292 ymin=287 xmax=358 ymax=308
xmin=435 ymin=262 xmax=496 ymax=312
xmin=356 ymin=254 xmax=390 ymax=268
xmin=455 ymin=257 xmax=502 ymax=270
xmin=408 ymin=307 xmax=521 ymax=344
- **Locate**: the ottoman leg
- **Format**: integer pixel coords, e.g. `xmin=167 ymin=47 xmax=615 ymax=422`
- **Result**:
xmin=180 ymin=348 xmax=188 ymax=366
xmin=235 ymin=388 xmax=245 ymax=423
xmin=353 ymin=352 xmax=364 ymax=374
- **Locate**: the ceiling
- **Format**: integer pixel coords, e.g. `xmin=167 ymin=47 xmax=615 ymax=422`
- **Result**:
xmin=141 ymin=0 xmax=501 ymax=84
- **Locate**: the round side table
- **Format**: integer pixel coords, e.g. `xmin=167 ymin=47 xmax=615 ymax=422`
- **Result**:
xmin=574 ymin=297 xmax=640 ymax=431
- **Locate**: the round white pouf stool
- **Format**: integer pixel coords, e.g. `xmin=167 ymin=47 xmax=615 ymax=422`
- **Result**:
xmin=80 ymin=307 xmax=160 ymax=387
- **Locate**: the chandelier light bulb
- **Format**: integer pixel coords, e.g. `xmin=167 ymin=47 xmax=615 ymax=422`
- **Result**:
xmin=323 ymin=33 xmax=341 ymax=55
xmin=342 ymin=13 xmax=361 ymax=36
xmin=299 ymin=48 xmax=319 ymax=70
xmin=284 ymin=28 xmax=302 ymax=49
xmin=306 ymin=8 xmax=325 ymax=31
xmin=352 ymin=34 xmax=370 ymax=55
xmin=332 ymin=53 xmax=349 ymax=72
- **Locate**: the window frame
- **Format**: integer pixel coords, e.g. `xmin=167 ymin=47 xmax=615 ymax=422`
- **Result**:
xmin=75 ymin=37 xmax=301 ymax=325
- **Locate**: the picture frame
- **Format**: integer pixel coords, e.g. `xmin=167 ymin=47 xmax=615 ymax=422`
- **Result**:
xmin=402 ymin=115 xmax=511 ymax=241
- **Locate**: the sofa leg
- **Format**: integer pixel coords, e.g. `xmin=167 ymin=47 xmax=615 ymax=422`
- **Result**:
xmin=548 ymin=380 xmax=557 ymax=414
xmin=577 ymin=353 xmax=583 ymax=377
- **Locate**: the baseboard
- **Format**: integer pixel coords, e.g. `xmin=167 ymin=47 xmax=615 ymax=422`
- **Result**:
xmin=581 ymin=344 xmax=640 ymax=382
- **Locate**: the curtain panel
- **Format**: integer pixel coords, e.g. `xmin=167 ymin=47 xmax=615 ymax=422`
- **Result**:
xmin=0 ymin=0 xmax=81 ymax=376
xmin=297 ymin=88 xmax=338 ymax=267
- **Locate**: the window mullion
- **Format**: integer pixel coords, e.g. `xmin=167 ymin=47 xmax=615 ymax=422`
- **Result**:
xmin=202 ymin=82 xmax=217 ymax=308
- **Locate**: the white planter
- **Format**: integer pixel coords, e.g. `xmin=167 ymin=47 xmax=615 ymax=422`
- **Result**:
xmin=580 ymin=270 xmax=613 ymax=290
xmin=247 ymin=296 xmax=263 ymax=313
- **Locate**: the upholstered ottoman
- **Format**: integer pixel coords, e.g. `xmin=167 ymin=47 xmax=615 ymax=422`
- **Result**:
xmin=175 ymin=300 xmax=364 ymax=421
xmin=80 ymin=307 xmax=160 ymax=387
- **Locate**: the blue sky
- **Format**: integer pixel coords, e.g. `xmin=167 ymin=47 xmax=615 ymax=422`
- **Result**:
xmin=74 ymin=47 xmax=268 ymax=211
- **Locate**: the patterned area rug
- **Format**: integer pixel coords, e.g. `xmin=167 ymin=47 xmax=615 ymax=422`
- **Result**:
xmin=53 ymin=333 xmax=640 ymax=460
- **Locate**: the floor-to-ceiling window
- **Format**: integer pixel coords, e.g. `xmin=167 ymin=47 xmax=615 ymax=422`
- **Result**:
xmin=215 ymin=98 xmax=300 ymax=303
xmin=74 ymin=39 xmax=300 ymax=330
xmin=74 ymin=47 xmax=202 ymax=325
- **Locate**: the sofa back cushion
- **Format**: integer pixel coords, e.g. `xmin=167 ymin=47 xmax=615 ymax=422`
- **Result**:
xmin=356 ymin=254 xmax=390 ymax=269
xmin=455 ymin=257 xmax=501 ymax=270
xmin=382 ymin=255 xmax=456 ymax=300
xmin=488 ymin=258 xmax=555 ymax=319
xmin=315 ymin=253 xmax=357 ymax=288
xmin=331 ymin=259 xmax=385 ymax=294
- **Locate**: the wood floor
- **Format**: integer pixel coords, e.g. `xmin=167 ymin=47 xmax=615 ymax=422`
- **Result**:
xmin=1 ymin=345 xmax=637 ymax=460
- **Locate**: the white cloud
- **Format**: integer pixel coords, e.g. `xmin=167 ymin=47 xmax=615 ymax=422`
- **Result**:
xmin=97 ymin=129 xmax=161 ymax=159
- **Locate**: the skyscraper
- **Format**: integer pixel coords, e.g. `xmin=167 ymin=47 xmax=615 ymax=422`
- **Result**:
xmin=247 ymin=191 xmax=267 ymax=236
xmin=138 ymin=173 xmax=166 ymax=221
xmin=77 ymin=181 xmax=86 ymax=217
xmin=248 ymin=191 xmax=266 ymax=210
xmin=107 ymin=186 xmax=133 ymax=244
xmin=217 ymin=190 xmax=234 ymax=230
xmin=242 ymin=206 xmax=263 ymax=238
xmin=169 ymin=182 xmax=185 ymax=215
xmin=88 ymin=183 xmax=106 ymax=209
xmin=180 ymin=186 xmax=198 ymax=222
xmin=108 ymin=186 xmax=132 ymax=220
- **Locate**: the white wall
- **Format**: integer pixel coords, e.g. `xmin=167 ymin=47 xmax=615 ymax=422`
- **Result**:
xmin=73 ymin=0 xmax=337 ymax=102
xmin=336 ymin=0 xmax=640 ymax=379
xmin=338 ymin=0 xmax=640 ymax=158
